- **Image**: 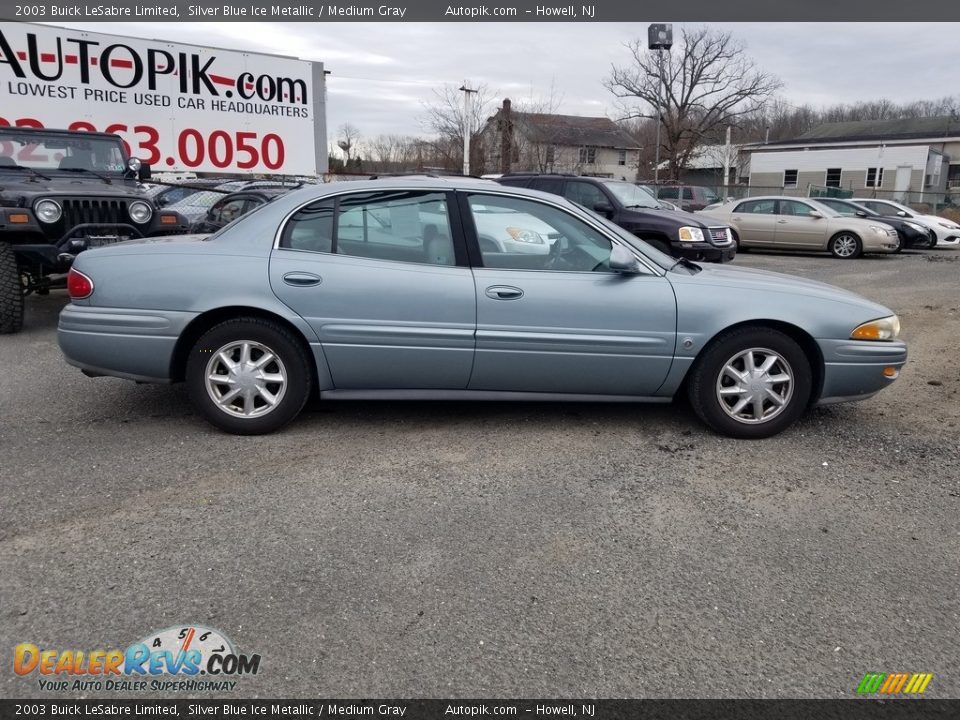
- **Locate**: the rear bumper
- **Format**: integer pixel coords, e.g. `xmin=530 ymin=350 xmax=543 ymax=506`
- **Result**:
xmin=815 ymin=338 xmax=907 ymax=405
xmin=58 ymin=304 xmax=197 ymax=383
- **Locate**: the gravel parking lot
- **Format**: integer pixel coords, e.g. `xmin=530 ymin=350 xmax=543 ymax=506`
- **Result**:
xmin=1 ymin=246 xmax=958 ymax=699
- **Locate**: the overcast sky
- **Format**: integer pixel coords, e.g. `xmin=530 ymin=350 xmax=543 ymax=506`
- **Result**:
xmin=61 ymin=22 xmax=959 ymax=148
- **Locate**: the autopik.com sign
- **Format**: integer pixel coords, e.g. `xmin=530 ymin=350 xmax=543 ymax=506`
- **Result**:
xmin=0 ymin=22 xmax=327 ymax=175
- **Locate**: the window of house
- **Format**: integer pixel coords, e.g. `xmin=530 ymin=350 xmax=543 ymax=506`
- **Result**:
xmin=545 ymin=145 xmax=555 ymax=165
xmin=783 ymin=169 xmax=798 ymax=187
xmin=578 ymin=147 xmax=596 ymax=164
xmin=617 ymin=149 xmax=627 ymax=166
xmin=825 ymin=168 xmax=842 ymax=188
xmin=866 ymin=167 xmax=884 ymax=188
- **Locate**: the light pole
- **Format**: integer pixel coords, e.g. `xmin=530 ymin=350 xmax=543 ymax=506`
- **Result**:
xmin=647 ymin=23 xmax=672 ymax=185
xmin=459 ymin=81 xmax=478 ymax=176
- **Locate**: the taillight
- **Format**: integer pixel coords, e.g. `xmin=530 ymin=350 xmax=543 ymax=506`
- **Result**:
xmin=67 ymin=268 xmax=94 ymax=299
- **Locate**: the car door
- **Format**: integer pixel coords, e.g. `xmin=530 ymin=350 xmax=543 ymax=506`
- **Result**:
xmin=460 ymin=191 xmax=677 ymax=396
xmin=728 ymin=198 xmax=777 ymax=245
xmin=775 ymin=199 xmax=828 ymax=248
xmin=269 ymin=189 xmax=477 ymax=389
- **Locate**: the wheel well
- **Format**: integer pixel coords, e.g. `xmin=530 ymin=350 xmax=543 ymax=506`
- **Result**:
xmin=830 ymin=230 xmax=861 ymax=242
xmin=170 ymin=306 xmax=317 ymax=386
xmin=682 ymin=320 xmax=825 ymax=404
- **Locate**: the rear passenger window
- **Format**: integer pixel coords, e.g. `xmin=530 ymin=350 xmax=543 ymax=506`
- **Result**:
xmin=734 ymin=199 xmax=776 ymax=214
xmin=279 ymin=191 xmax=456 ymax=266
xmin=529 ymin=178 xmax=564 ymax=194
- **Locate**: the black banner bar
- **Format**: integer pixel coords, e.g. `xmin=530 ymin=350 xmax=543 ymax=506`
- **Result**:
xmin=1 ymin=0 xmax=960 ymax=21
xmin=2 ymin=700 xmax=960 ymax=720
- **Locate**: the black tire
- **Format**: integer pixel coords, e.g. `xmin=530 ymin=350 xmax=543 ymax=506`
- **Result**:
xmin=828 ymin=232 xmax=862 ymax=259
xmin=185 ymin=317 xmax=312 ymax=434
xmin=687 ymin=326 xmax=813 ymax=439
xmin=927 ymin=232 xmax=938 ymax=249
xmin=730 ymin=229 xmax=746 ymax=252
xmin=891 ymin=234 xmax=903 ymax=253
xmin=0 ymin=242 xmax=24 ymax=335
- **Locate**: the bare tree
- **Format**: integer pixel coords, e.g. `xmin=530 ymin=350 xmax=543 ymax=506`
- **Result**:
xmin=605 ymin=26 xmax=782 ymax=180
xmin=420 ymin=82 xmax=498 ymax=173
xmin=337 ymin=123 xmax=362 ymax=162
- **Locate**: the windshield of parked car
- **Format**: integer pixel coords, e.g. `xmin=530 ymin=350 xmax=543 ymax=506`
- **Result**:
xmin=167 ymin=190 xmax=225 ymax=211
xmin=602 ymin=181 xmax=660 ymax=209
xmin=0 ymin=129 xmax=128 ymax=173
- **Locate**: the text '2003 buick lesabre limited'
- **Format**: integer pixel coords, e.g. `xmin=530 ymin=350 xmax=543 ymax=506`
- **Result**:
xmin=57 ymin=178 xmax=907 ymax=439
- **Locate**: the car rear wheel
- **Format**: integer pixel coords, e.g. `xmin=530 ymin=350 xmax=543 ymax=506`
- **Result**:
xmin=186 ymin=318 xmax=312 ymax=434
xmin=0 ymin=242 xmax=24 ymax=334
xmin=687 ymin=327 xmax=812 ymax=439
xmin=829 ymin=232 xmax=862 ymax=259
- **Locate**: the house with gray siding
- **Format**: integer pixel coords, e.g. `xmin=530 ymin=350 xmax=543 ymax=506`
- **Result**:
xmin=480 ymin=99 xmax=641 ymax=179
xmin=741 ymin=116 xmax=960 ymax=202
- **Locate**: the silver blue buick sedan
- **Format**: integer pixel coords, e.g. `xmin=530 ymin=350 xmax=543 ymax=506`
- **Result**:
xmin=57 ymin=177 xmax=907 ymax=438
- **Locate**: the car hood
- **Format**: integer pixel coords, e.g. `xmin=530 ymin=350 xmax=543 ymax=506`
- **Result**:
xmin=917 ymin=214 xmax=959 ymax=229
xmin=622 ymin=206 xmax=722 ymax=227
xmin=674 ymin=262 xmax=891 ymax=313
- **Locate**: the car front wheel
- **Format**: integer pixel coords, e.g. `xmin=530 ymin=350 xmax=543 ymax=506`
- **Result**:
xmin=687 ymin=327 xmax=812 ymax=439
xmin=829 ymin=232 xmax=862 ymax=259
xmin=186 ymin=318 xmax=312 ymax=434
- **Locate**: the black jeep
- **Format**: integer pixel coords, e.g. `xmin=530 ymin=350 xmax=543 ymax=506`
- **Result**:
xmin=0 ymin=127 xmax=190 ymax=333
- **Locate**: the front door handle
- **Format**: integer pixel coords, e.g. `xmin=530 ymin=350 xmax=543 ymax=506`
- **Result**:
xmin=485 ymin=285 xmax=523 ymax=300
xmin=283 ymin=272 xmax=322 ymax=287
xmin=776 ymin=220 xmax=788 ymax=224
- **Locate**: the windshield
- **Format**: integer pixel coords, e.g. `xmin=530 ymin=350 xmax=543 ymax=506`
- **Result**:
xmin=603 ymin=181 xmax=660 ymax=209
xmin=0 ymin=130 xmax=128 ymax=173
xmin=168 ymin=190 xmax=225 ymax=210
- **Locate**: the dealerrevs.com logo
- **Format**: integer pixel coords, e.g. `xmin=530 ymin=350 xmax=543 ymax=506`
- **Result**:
xmin=13 ymin=625 xmax=261 ymax=693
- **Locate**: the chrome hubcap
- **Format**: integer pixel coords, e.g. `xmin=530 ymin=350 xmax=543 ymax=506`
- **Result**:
xmin=834 ymin=235 xmax=857 ymax=257
xmin=205 ymin=340 xmax=287 ymax=418
xmin=716 ymin=347 xmax=793 ymax=424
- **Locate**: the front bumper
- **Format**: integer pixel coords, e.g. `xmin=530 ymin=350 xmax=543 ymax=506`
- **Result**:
xmin=673 ymin=241 xmax=737 ymax=263
xmin=815 ymin=338 xmax=907 ymax=405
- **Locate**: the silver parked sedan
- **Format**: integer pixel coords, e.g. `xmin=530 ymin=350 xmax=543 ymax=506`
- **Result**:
xmin=58 ymin=178 xmax=907 ymax=439
xmin=702 ymin=196 xmax=901 ymax=258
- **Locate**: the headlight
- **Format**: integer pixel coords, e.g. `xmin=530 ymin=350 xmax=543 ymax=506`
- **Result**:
xmin=505 ymin=227 xmax=544 ymax=244
xmin=128 ymin=201 xmax=153 ymax=224
xmin=903 ymin=221 xmax=926 ymax=233
xmin=868 ymin=225 xmax=890 ymax=235
xmin=937 ymin=220 xmax=959 ymax=230
xmin=851 ymin=315 xmax=900 ymax=341
xmin=678 ymin=226 xmax=705 ymax=243
xmin=34 ymin=199 xmax=62 ymax=224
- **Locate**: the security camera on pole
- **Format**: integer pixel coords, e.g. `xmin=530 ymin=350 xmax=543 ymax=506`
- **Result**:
xmin=647 ymin=23 xmax=672 ymax=185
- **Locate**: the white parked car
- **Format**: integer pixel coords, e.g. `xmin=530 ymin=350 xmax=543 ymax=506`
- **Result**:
xmin=851 ymin=198 xmax=960 ymax=246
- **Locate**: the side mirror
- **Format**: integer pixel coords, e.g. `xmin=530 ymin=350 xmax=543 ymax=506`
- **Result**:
xmin=855 ymin=210 xmax=867 ymax=217
xmin=593 ymin=201 xmax=614 ymax=217
xmin=808 ymin=210 xmax=823 ymax=218
xmin=609 ymin=244 xmax=641 ymax=273
xmin=897 ymin=210 xmax=908 ymax=217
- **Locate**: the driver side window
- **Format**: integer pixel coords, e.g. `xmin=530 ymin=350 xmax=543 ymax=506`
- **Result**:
xmin=467 ymin=194 xmax=613 ymax=273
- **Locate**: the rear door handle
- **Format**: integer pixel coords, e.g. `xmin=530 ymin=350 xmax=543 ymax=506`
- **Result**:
xmin=485 ymin=285 xmax=523 ymax=300
xmin=283 ymin=272 xmax=322 ymax=287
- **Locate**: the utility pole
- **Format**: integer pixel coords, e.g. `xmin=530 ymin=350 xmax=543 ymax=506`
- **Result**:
xmin=459 ymin=81 xmax=478 ymax=176
xmin=723 ymin=125 xmax=732 ymax=191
